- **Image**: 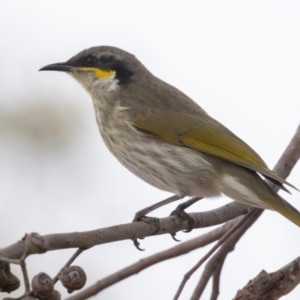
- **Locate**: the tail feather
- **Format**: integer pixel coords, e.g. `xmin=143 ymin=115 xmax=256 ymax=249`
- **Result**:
xmin=259 ymin=194 xmax=300 ymax=227
xmin=263 ymin=176 xmax=291 ymax=194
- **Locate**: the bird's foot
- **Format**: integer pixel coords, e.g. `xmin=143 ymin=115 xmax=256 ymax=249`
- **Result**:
xmin=131 ymin=195 xmax=184 ymax=250
xmin=171 ymin=206 xmax=195 ymax=232
xmin=169 ymin=197 xmax=202 ymax=240
xmin=132 ymin=211 xmax=160 ymax=251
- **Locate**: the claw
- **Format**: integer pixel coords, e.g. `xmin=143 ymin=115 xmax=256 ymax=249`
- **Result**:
xmin=130 ymin=195 xmax=185 ymax=250
xmin=171 ymin=233 xmax=181 ymax=242
xmin=132 ymin=239 xmax=145 ymax=251
xmin=131 ymin=216 xmax=161 ymax=250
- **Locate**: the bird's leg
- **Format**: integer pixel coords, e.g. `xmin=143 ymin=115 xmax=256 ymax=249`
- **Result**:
xmin=132 ymin=195 xmax=184 ymax=250
xmin=170 ymin=197 xmax=203 ymax=241
xmin=133 ymin=195 xmax=184 ymax=222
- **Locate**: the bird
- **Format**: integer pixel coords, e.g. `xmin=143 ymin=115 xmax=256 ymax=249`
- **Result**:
xmin=40 ymin=46 xmax=300 ymax=229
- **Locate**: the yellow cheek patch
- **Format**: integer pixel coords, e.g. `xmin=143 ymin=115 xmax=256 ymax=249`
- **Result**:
xmin=82 ymin=67 xmax=115 ymax=79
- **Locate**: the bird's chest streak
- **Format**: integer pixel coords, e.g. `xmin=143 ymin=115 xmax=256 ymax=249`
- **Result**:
xmin=92 ymin=101 xmax=218 ymax=196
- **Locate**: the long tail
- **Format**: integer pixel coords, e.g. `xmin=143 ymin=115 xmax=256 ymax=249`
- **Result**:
xmin=225 ymin=168 xmax=300 ymax=227
xmin=259 ymin=192 xmax=300 ymax=227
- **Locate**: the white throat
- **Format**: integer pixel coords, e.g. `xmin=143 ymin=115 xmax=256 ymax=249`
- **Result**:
xmin=93 ymin=74 xmax=119 ymax=94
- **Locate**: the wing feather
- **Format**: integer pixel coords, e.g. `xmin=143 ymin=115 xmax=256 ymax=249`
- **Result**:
xmin=134 ymin=113 xmax=297 ymax=191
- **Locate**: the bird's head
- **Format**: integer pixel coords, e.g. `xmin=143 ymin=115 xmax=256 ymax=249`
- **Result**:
xmin=40 ymin=46 xmax=146 ymax=96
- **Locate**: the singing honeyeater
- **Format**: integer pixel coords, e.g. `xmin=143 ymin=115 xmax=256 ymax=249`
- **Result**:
xmin=40 ymin=46 xmax=300 ymax=227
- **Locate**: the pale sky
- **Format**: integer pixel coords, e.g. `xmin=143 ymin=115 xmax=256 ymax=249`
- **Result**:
xmin=1 ymin=1 xmax=300 ymax=299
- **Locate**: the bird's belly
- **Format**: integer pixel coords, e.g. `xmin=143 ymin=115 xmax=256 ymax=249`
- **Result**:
xmin=102 ymin=133 xmax=221 ymax=198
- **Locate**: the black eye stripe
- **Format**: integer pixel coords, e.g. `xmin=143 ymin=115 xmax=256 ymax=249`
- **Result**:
xmin=77 ymin=54 xmax=133 ymax=85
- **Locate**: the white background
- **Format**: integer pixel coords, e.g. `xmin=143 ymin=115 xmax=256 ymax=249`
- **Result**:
xmin=1 ymin=1 xmax=300 ymax=299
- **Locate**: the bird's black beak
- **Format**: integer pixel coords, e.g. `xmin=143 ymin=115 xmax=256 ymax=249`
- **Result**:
xmin=39 ymin=62 xmax=73 ymax=72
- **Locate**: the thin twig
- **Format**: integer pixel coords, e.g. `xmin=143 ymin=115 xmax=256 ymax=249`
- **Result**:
xmin=20 ymin=260 xmax=30 ymax=294
xmin=0 ymin=258 xmax=22 ymax=264
xmin=190 ymin=209 xmax=262 ymax=300
xmin=174 ymin=211 xmax=254 ymax=300
xmin=53 ymin=248 xmax=85 ymax=284
xmin=272 ymin=124 xmax=300 ymax=182
xmin=210 ymin=255 xmax=226 ymax=300
xmin=65 ymin=221 xmax=236 ymax=300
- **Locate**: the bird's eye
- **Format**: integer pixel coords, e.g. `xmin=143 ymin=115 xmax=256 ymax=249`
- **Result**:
xmin=84 ymin=55 xmax=97 ymax=66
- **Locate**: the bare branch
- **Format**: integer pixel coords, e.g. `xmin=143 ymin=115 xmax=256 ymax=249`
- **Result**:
xmin=190 ymin=209 xmax=262 ymax=300
xmin=65 ymin=220 xmax=237 ymax=300
xmin=0 ymin=202 xmax=249 ymax=261
xmin=272 ymin=124 xmax=300 ymax=181
xmin=174 ymin=214 xmax=253 ymax=300
xmin=233 ymin=257 xmax=300 ymax=300
xmin=210 ymin=255 xmax=226 ymax=300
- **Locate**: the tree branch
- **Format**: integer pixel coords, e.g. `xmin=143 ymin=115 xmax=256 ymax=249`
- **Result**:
xmin=190 ymin=209 xmax=263 ymax=300
xmin=210 ymin=255 xmax=226 ymax=300
xmin=174 ymin=213 xmax=254 ymax=300
xmin=233 ymin=257 xmax=300 ymax=299
xmin=66 ymin=220 xmax=237 ymax=300
xmin=0 ymin=202 xmax=249 ymax=261
xmin=272 ymin=124 xmax=300 ymax=180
